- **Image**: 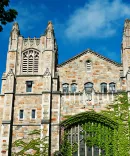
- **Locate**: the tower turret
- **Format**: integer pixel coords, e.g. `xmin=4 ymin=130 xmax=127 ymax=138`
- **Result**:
xmin=9 ymin=22 xmax=20 ymax=51
xmin=122 ymin=19 xmax=130 ymax=76
xmin=45 ymin=21 xmax=55 ymax=50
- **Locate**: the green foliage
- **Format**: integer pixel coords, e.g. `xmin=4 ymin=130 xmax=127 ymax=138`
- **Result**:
xmin=0 ymin=0 xmax=18 ymax=32
xmin=61 ymin=111 xmax=118 ymax=129
xmin=12 ymin=129 xmax=48 ymax=156
xmin=60 ymin=93 xmax=130 ymax=156
xmin=54 ymin=132 xmax=78 ymax=156
xmin=101 ymin=92 xmax=130 ymax=156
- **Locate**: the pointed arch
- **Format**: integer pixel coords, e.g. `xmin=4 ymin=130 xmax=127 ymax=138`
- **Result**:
xmin=22 ymin=49 xmax=40 ymax=74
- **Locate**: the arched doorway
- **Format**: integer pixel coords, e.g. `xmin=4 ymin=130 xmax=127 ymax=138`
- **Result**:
xmin=60 ymin=111 xmax=118 ymax=156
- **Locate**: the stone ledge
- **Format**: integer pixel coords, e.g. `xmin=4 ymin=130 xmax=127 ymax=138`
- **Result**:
xmin=0 ymin=94 xmax=5 ymax=96
xmin=4 ymin=92 xmax=14 ymax=94
xmin=16 ymin=75 xmax=43 ymax=77
xmin=52 ymin=91 xmax=61 ymax=94
xmin=15 ymin=93 xmax=42 ymax=96
xmin=51 ymin=123 xmax=59 ymax=126
xmin=13 ymin=124 xmax=41 ymax=126
xmin=42 ymin=91 xmax=61 ymax=94
xmin=2 ymin=120 xmax=11 ymax=124
xmin=41 ymin=119 xmax=50 ymax=124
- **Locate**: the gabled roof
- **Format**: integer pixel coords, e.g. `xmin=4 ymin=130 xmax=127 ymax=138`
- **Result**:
xmin=57 ymin=49 xmax=122 ymax=67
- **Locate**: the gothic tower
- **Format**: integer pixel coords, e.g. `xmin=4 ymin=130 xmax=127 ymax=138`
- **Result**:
xmin=0 ymin=21 xmax=60 ymax=155
xmin=122 ymin=19 xmax=130 ymax=92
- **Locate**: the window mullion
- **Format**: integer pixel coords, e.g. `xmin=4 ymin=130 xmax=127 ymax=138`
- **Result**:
xmin=33 ymin=50 xmax=34 ymax=73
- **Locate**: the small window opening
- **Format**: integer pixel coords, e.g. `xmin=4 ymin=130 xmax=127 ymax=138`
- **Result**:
xmin=71 ymin=83 xmax=77 ymax=93
xmin=32 ymin=109 xmax=36 ymax=119
xmin=84 ymin=82 xmax=93 ymax=92
xmin=62 ymin=83 xmax=69 ymax=93
xmin=19 ymin=110 xmax=24 ymax=119
xmin=86 ymin=60 xmax=92 ymax=72
xmin=101 ymin=83 xmax=107 ymax=93
xmin=109 ymin=83 xmax=116 ymax=93
xmin=26 ymin=81 xmax=33 ymax=92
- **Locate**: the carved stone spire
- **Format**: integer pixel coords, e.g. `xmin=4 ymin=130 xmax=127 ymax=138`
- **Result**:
xmin=12 ymin=22 xmax=20 ymax=33
xmin=44 ymin=21 xmax=55 ymax=50
xmin=9 ymin=22 xmax=20 ymax=51
xmin=45 ymin=21 xmax=55 ymax=37
xmin=47 ymin=21 xmax=53 ymax=31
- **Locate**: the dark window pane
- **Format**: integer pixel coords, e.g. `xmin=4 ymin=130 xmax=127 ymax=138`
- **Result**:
xmin=80 ymin=140 xmax=85 ymax=156
xmin=101 ymin=83 xmax=107 ymax=93
xmin=94 ymin=146 xmax=99 ymax=156
xmin=32 ymin=110 xmax=36 ymax=119
xmin=87 ymin=147 xmax=92 ymax=156
xmin=19 ymin=110 xmax=24 ymax=119
xmin=26 ymin=81 xmax=32 ymax=92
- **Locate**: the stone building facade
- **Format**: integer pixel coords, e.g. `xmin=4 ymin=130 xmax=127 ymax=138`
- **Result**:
xmin=0 ymin=19 xmax=130 ymax=155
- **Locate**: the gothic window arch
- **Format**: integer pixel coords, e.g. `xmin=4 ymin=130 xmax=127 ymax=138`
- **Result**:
xmin=71 ymin=83 xmax=77 ymax=93
xmin=22 ymin=49 xmax=39 ymax=73
xmin=100 ymin=83 xmax=107 ymax=93
xmin=62 ymin=83 xmax=69 ymax=93
xmin=86 ymin=60 xmax=92 ymax=72
xmin=61 ymin=112 xmax=117 ymax=156
xmin=84 ymin=82 xmax=93 ymax=92
xmin=109 ymin=82 xmax=116 ymax=93
xmin=84 ymin=82 xmax=93 ymax=101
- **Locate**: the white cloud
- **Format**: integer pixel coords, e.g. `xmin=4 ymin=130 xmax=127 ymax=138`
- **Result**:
xmin=65 ymin=0 xmax=130 ymax=40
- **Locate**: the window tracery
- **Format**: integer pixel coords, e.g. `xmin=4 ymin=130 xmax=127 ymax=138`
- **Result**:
xmin=66 ymin=124 xmax=105 ymax=156
xmin=22 ymin=49 xmax=39 ymax=73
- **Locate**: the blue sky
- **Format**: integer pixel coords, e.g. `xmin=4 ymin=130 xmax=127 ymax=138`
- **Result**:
xmin=0 ymin=0 xmax=130 ymax=88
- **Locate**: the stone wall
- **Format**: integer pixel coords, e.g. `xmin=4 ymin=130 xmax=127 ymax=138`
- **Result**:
xmin=58 ymin=52 xmax=123 ymax=92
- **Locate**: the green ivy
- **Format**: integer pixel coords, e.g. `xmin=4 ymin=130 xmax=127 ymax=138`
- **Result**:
xmin=60 ymin=92 xmax=130 ymax=156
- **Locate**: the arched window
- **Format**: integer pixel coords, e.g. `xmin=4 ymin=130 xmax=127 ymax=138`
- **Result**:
xmin=71 ymin=83 xmax=77 ymax=93
xmin=86 ymin=60 xmax=92 ymax=72
xmin=109 ymin=82 xmax=116 ymax=93
xmin=22 ymin=49 xmax=39 ymax=73
xmin=84 ymin=82 xmax=93 ymax=92
xmin=62 ymin=83 xmax=69 ymax=93
xmin=101 ymin=83 xmax=107 ymax=93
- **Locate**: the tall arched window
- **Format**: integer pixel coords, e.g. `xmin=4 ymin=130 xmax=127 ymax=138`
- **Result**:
xmin=84 ymin=82 xmax=93 ymax=92
xmin=100 ymin=83 xmax=107 ymax=93
xmin=22 ymin=49 xmax=39 ymax=73
xmin=109 ymin=82 xmax=116 ymax=93
xmin=71 ymin=83 xmax=77 ymax=93
xmin=62 ymin=83 xmax=69 ymax=93
xmin=86 ymin=60 xmax=92 ymax=72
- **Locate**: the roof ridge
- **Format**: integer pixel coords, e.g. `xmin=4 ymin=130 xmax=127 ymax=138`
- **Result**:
xmin=57 ymin=49 xmax=122 ymax=67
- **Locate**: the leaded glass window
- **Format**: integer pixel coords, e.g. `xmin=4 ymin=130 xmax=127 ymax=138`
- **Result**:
xmin=71 ymin=83 xmax=77 ymax=93
xmin=65 ymin=123 xmax=112 ymax=156
xmin=32 ymin=109 xmax=36 ymax=119
xmin=84 ymin=82 xmax=93 ymax=92
xmin=26 ymin=81 xmax=33 ymax=92
xmin=109 ymin=82 xmax=116 ymax=93
xmin=100 ymin=83 xmax=107 ymax=93
xmin=19 ymin=110 xmax=24 ymax=119
xmin=62 ymin=83 xmax=69 ymax=93
xmin=22 ymin=49 xmax=39 ymax=73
